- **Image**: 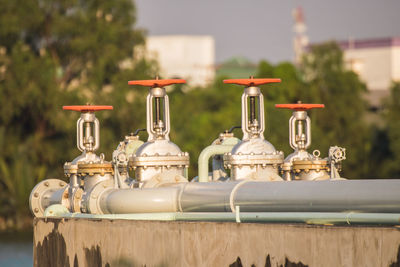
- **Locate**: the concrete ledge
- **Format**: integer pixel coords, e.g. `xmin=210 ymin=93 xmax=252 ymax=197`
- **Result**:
xmin=33 ymin=218 xmax=400 ymax=267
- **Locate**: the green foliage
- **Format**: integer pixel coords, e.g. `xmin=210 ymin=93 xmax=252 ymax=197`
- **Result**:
xmin=0 ymin=154 xmax=46 ymax=223
xmin=300 ymin=42 xmax=370 ymax=178
xmin=170 ymin=42 xmax=375 ymax=180
xmin=0 ymin=1 xmax=398 ymax=231
xmin=379 ymin=82 xmax=400 ymax=177
xmin=0 ymin=0 xmax=154 ymax=227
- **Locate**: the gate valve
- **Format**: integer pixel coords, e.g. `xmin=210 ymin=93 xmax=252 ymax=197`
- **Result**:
xmin=63 ymin=105 xmax=113 ymax=152
xmin=275 ymin=102 xmax=324 ymax=151
xmin=128 ymin=78 xmax=189 ymax=186
xmin=224 ymin=77 xmax=281 ymax=140
xmin=222 ymin=77 xmax=284 ymax=181
xmin=128 ymin=78 xmax=185 ymax=141
xmin=276 ymin=102 xmax=327 ymax=181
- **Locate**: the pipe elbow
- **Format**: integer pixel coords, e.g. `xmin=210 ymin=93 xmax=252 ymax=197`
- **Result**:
xmin=198 ymin=144 xmax=235 ymax=183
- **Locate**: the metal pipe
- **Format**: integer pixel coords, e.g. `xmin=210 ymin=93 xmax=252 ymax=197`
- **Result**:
xmin=35 ymin=179 xmax=400 ymax=217
xmin=99 ymin=186 xmax=182 ymax=214
xmin=43 ymin=205 xmax=400 ymax=225
xmin=177 ymin=212 xmax=400 ymax=225
xmin=180 ymin=180 xmax=400 ymax=213
xmin=198 ymin=145 xmax=236 ymax=182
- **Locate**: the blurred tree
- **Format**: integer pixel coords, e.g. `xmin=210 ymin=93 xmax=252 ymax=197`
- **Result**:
xmin=170 ymin=45 xmax=371 ymax=180
xmin=380 ymin=82 xmax=400 ymax=178
xmin=258 ymin=61 xmax=307 ymax=155
xmin=170 ymin=62 xmax=303 ymax=178
xmin=0 ymin=1 xmax=385 ymax=230
xmin=0 ymin=0 xmax=154 ymax=229
xmin=300 ymin=42 xmax=371 ymax=178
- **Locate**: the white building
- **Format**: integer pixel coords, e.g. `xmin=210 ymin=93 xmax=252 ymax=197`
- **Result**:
xmin=305 ymin=37 xmax=400 ymax=107
xmin=341 ymin=37 xmax=400 ymax=90
xmin=145 ymin=35 xmax=215 ymax=87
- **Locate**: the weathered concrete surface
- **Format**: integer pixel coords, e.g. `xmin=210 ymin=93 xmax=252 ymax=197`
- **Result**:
xmin=33 ymin=218 xmax=400 ymax=267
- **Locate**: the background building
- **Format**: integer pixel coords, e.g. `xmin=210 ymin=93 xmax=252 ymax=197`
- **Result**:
xmin=340 ymin=37 xmax=400 ymax=107
xmin=293 ymin=7 xmax=400 ymax=108
xmin=145 ymin=35 xmax=215 ymax=87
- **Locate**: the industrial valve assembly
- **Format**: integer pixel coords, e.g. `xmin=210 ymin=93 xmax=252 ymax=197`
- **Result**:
xmin=127 ymin=78 xmax=190 ymax=188
xmin=276 ymin=102 xmax=345 ymax=181
xmin=29 ymin=77 xmax=400 ymax=219
xmin=222 ymin=78 xmax=284 ymax=182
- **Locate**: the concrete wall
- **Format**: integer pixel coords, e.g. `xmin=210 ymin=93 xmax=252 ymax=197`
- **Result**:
xmin=34 ymin=218 xmax=400 ymax=267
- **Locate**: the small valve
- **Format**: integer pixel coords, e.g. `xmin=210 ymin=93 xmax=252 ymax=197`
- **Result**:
xmin=275 ymin=102 xmax=324 ymax=151
xmin=329 ymin=146 xmax=346 ymax=179
xmin=63 ymin=105 xmax=113 ymax=152
xmin=223 ymin=77 xmax=281 ymax=140
xmin=329 ymin=146 xmax=346 ymax=164
xmin=128 ymin=78 xmax=185 ymax=141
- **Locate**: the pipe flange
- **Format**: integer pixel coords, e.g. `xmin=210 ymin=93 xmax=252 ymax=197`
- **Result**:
xmin=83 ymin=179 xmax=114 ymax=214
xmin=292 ymin=159 xmax=329 ymax=173
xmin=77 ymin=162 xmax=114 ymax=176
xmin=129 ymin=154 xmax=190 ymax=169
xmin=223 ymin=152 xmax=284 ymax=168
xmin=64 ymin=162 xmax=78 ymax=177
xmin=281 ymin=162 xmax=292 ymax=172
xmin=71 ymin=187 xmax=84 ymax=213
xmin=29 ymin=179 xmax=67 ymax=217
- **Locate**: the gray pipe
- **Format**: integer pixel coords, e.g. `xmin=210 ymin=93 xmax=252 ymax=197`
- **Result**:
xmin=43 ymin=204 xmax=400 ymax=225
xmin=99 ymin=186 xmax=182 ymax=214
xmin=90 ymin=179 xmax=400 ymax=215
xmin=180 ymin=180 xmax=400 ymax=213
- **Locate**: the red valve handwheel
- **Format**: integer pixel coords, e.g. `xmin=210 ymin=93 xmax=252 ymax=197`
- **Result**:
xmin=275 ymin=103 xmax=325 ymax=111
xmin=223 ymin=78 xmax=281 ymax=87
xmin=128 ymin=79 xmax=186 ymax=87
xmin=63 ymin=105 xmax=114 ymax=112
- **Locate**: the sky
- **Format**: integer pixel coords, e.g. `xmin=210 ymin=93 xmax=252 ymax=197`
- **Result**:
xmin=135 ymin=0 xmax=400 ymax=64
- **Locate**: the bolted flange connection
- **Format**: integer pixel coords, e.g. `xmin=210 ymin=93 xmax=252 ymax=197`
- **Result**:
xmin=29 ymin=179 xmax=68 ymax=217
xmin=77 ymin=162 xmax=114 ymax=177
